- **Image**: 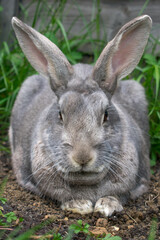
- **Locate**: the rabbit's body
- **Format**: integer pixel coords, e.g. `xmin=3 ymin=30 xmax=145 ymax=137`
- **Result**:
xmin=10 ymin=16 xmax=152 ymax=216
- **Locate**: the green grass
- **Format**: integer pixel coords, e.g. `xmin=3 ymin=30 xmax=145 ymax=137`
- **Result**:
xmin=148 ymin=217 xmax=158 ymax=240
xmin=131 ymin=52 xmax=160 ymax=164
xmin=0 ymin=42 xmax=35 ymax=152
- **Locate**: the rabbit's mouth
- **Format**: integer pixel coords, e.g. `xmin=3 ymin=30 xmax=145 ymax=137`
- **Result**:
xmin=62 ymin=169 xmax=108 ymax=185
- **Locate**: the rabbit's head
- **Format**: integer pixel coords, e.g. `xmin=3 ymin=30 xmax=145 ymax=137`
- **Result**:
xmin=12 ymin=16 xmax=152 ymax=185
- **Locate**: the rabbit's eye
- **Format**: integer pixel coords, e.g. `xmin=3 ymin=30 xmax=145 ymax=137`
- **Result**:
xmin=59 ymin=111 xmax=63 ymax=121
xmin=103 ymin=110 xmax=108 ymax=123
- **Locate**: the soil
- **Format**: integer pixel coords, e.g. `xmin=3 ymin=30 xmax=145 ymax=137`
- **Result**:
xmin=0 ymin=151 xmax=160 ymax=240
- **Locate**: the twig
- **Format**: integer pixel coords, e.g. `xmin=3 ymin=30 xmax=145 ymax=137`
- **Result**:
xmin=31 ymin=234 xmax=53 ymax=239
xmin=0 ymin=227 xmax=13 ymax=231
xmin=125 ymin=212 xmax=137 ymax=224
xmin=56 ymin=222 xmax=62 ymax=234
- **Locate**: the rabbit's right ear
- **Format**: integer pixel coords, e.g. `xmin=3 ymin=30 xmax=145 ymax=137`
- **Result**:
xmin=92 ymin=15 xmax=152 ymax=94
xmin=12 ymin=17 xmax=74 ymax=93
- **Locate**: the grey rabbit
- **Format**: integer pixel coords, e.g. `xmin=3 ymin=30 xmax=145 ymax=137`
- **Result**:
xmin=9 ymin=15 xmax=152 ymax=216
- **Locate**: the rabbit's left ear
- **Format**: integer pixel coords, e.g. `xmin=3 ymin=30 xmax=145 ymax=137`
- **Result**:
xmin=92 ymin=15 xmax=152 ymax=94
xmin=12 ymin=17 xmax=74 ymax=92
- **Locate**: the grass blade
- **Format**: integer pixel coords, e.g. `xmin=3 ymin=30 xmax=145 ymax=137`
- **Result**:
xmin=154 ymin=65 xmax=160 ymax=100
xmin=55 ymin=18 xmax=71 ymax=52
xmin=0 ymin=62 xmax=8 ymax=90
xmin=138 ymin=0 xmax=150 ymax=15
xmin=148 ymin=217 xmax=158 ymax=240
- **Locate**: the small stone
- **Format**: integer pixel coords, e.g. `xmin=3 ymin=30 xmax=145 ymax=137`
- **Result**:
xmin=15 ymin=218 xmax=20 ymax=225
xmin=64 ymin=217 xmax=68 ymax=221
xmin=44 ymin=214 xmax=57 ymax=221
xmin=128 ymin=225 xmax=134 ymax=229
xmin=96 ymin=218 xmax=108 ymax=227
xmin=111 ymin=226 xmax=119 ymax=231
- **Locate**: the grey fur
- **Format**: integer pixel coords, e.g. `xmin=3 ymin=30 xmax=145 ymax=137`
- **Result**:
xmin=10 ymin=15 xmax=152 ymax=216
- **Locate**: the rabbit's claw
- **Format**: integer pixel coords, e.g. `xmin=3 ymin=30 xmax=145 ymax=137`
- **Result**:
xmin=61 ymin=199 xmax=93 ymax=214
xmin=94 ymin=196 xmax=123 ymax=216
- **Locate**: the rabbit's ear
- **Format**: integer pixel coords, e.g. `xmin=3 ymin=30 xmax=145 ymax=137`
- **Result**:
xmin=92 ymin=15 xmax=152 ymax=94
xmin=12 ymin=17 xmax=74 ymax=92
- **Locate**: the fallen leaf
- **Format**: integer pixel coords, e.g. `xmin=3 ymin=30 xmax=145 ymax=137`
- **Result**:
xmin=90 ymin=227 xmax=108 ymax=236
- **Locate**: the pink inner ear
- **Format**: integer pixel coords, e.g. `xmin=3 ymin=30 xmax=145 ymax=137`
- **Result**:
xmin=112 ymin=26 xmax=142 ymax=75
xmin=29 ymin=39 xmax=48 ymax=72
xmin=18 ymin=27 xmax=48 ymax=74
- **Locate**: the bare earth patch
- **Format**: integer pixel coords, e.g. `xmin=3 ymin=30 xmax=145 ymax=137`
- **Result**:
xmin=0 ymin=152 xmax=160 ymax=239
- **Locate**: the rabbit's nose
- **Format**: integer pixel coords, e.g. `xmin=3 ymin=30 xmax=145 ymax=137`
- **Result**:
xmin=70 ymin=148 xmax=96 ymax=166
xmin=73 ymin=156 xmax=92 ymax=166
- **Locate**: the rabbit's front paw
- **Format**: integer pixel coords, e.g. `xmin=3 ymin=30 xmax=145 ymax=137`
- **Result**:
xmin=61 ymin=199 xmax=93 ymax=214
xmin=94 ymin=196 xmax=123 ymax=216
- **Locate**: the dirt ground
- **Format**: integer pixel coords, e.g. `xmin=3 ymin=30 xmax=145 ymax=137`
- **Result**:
xmin=0 ymin=151 xmax=160 ymax=240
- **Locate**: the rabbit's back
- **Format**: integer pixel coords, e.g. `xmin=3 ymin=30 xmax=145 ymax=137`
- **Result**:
xmin=10 ymin=75 xmax=55 ymax=144
xmin=12 ymin=74 xmax=54 ymax=118
xmin=9 ymin=75 xmax=56 ymax=184
xmin=113 ymin=80 xmax=149 ymax=138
